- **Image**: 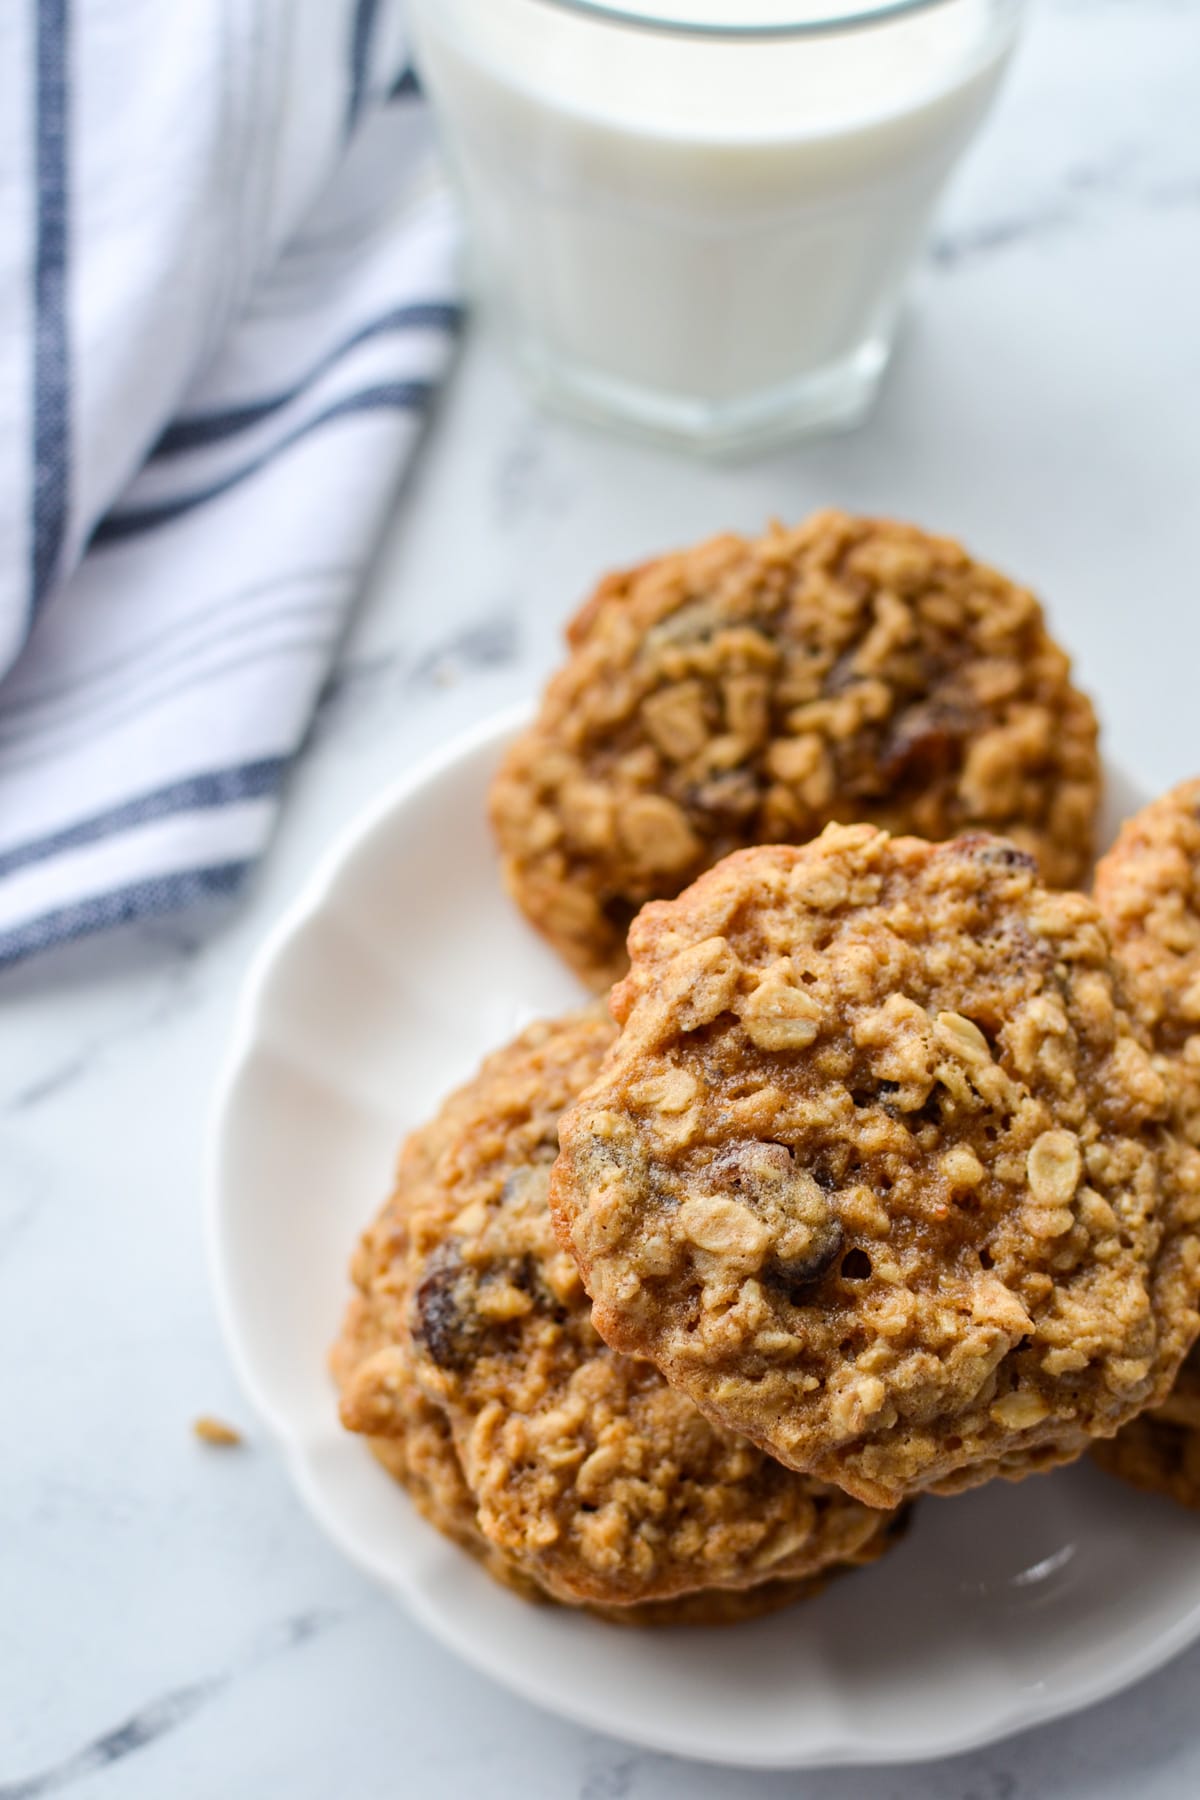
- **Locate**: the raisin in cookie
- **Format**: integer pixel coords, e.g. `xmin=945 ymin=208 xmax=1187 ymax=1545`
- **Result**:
xmin=491 ymin=511 xmax=1100 ymax=991
xmin=550 ymin=826 xmax=1199 ymax=1508
xmin=335 ymin=1009 xmax=897 ymax=1609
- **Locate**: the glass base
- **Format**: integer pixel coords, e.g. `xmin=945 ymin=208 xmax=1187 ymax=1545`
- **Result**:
xmin=508 ymin=330 xmax=892 ymax=457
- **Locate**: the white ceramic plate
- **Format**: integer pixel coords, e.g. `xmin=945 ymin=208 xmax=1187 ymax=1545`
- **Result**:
xmin=208 ymin=707 xmax=1200 ymax=1769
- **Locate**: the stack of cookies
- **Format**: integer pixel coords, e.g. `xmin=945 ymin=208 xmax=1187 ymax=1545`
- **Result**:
xmin=333 ymin=511 xmax=1200 ymax=1626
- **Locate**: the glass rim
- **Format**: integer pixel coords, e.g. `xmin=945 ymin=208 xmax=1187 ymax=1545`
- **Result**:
xmin=527 ymin=0 xmax=966 ymax=40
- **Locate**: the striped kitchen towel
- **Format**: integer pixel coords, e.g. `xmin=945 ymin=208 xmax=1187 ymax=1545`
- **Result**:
xmin=0 ymin=0 xmax=460 ymax=969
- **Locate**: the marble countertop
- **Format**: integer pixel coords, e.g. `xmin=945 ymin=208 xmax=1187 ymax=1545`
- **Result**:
xmin=4 ymin=3 xmax=1200 ymax=1794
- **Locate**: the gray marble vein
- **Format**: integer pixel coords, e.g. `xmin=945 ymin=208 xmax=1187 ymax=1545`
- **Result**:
xmin=0 ymin=1614 xmax=339 ymax=1800
xmin=312 ymin=602 xmax=522 ymax=746
xmin=931 ymin=206 xmax=1077 ymax=268
xmin=1 ymin=941 xmax=208 ymax=1115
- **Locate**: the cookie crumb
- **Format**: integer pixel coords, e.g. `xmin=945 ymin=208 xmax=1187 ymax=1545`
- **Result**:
xmin=193 ymin=1414 xmax=242 ymax=1447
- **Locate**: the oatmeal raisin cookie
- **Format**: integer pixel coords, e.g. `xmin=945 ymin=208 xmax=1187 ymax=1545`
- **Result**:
xmin=335 ymin=1300 xmax=864 ymax=1624
xmin=335 ymin=1009 xmax=897 ymax=1607
xmin=491 ymin=511 xmax=1100 ymax=990
xmin=1091 ymin=781 xmax=1200 ymax=1501
xmin=550 ymin=827 xmax=1199 ymax=1507
xmin=1091 ymin=1346 xmax=1200 ymax=1509
xmin=1094 ymin=778 xmax=1200 ymax=1142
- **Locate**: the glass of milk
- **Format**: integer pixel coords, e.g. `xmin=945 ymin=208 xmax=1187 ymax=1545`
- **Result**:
xmin=408 ymin=0 xmax=1026 ymax=451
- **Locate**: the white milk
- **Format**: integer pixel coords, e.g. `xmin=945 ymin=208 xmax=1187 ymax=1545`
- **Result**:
xmin=409 ymin=0 xmax=1023 ymax=445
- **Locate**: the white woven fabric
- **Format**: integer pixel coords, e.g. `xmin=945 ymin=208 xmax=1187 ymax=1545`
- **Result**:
xmin=0 ymin=0 xmax=459 ymax=965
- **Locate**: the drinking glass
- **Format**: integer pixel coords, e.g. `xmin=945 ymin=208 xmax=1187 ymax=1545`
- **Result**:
xmin=408 ymin=0 xmax=1026 ymax=451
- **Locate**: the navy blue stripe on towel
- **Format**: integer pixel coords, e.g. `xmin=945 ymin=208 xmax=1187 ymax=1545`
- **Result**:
xmin=31 ymin=0 xmax=70 ymax=615
xmin=152 ymin=304 xmax=461 ymax=456
xmin=0 ymin=863 xmax=249 ymax=969
xmin=94 ymin=381 xmax=434 ymax=544
xmin=389 ymin=65 xmax=421 ymax=102
xmin=0 ymin=757 xmax=289 ymax=881
xmin=347 ymin=0 xmax=384 ymax=136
